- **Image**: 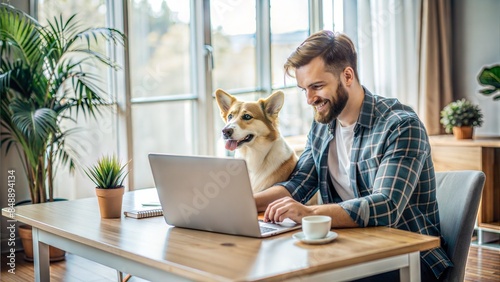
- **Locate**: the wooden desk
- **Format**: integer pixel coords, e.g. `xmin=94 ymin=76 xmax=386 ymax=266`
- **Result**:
xmin=429 ymin=135 xmax=500 ymax=243
xmin=2 ymin=189 xmax=439 ymax=282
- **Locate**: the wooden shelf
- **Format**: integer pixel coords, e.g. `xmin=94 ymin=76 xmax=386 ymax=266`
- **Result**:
xmin=429 ymin=135 xmax=500 ymax=148
xmin=478 ymin=222 xmax=500 ymax=233
xmin=429 ymin=135 xmax=500 ymax=233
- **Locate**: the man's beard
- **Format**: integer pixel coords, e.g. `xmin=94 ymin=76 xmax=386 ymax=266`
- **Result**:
xmin=313 ymin=84 xmax=349 ymax=124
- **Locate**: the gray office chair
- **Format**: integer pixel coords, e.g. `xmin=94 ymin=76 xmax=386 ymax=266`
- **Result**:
xmin=435 ymin=170 xmax=485 ymax=282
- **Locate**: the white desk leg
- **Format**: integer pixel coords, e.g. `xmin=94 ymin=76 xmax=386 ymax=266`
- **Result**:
xmin=117 ymin=270 xmax=124 ymax=282
xmin=400 ymin=252 xmax=420 ymax=282
xmin=32 ymin=227 xmax=50 ymax=282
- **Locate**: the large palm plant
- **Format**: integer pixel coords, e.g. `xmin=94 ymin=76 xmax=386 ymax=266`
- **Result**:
xmin=0 ymin=4 xmax=125 ymax=203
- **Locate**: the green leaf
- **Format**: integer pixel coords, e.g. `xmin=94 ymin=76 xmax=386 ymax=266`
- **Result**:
xmin=479 ymin=89 xmax=496 ymax=95
xmin=440 ymin=99 xmax=483 ymax=129
xmin=478 ymin=66 xmax=500 ymax=88
xmin=10 ymin=101 xmax=58 ymax=143
xmin=478 ymin=65 xmax=500 ymax=102
xmin=85 ymin=154 xmax=129 ymax=188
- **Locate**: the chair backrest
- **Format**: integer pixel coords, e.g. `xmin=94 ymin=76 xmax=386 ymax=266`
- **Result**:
xmin=435 ymin=170 xmax=485 ymax=282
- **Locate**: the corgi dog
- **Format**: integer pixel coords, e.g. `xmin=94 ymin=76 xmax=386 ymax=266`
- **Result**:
xmin=215 ymin=89 xmax=298 ymax=194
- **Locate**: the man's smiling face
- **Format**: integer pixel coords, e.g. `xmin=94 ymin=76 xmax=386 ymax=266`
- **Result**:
xmin=295 ymin=56 xmax=349 ymax=124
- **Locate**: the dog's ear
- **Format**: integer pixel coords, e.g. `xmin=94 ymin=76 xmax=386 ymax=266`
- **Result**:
xmin=263 ymin=91 xmax=285 ymax=117
xmin=215 ymin=89 xmax=236 ymax=117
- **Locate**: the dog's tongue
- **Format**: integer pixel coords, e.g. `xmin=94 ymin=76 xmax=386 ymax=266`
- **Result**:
xmin=225 ymin=140 xmax=238 ymax=151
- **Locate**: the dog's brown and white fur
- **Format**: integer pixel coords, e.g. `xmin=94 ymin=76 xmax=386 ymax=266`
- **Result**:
xmin=215 ymin=89 xmax=298 ymax=194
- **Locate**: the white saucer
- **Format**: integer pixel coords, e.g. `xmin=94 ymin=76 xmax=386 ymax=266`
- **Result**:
xmin=292 ymin=231 xmax=338 ymax=245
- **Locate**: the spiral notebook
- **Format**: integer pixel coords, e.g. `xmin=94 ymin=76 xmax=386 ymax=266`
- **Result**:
xmin=124 ymin=208 xmax=163 ymax=219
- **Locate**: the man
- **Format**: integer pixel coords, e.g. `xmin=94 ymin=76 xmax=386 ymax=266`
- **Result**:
xmin=255 ymin=30 xmax=452 ymax=281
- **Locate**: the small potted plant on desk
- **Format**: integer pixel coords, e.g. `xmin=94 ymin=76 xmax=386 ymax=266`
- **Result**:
xmin=440 ymin=99 xmax=484 ymax=140
xmin=85 ymin=155 xmax=129 ymax=218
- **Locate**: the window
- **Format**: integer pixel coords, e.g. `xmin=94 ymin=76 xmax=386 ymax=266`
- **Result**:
xmin=34 ymin=0 xmax=343 ymax=192
xmin=211 ymin=0 xmax=256 ymax=91
xmin=270 ymin=0 xmax=311 ymax=136
xmin=128 ymin=1 xmax=195 ymax=188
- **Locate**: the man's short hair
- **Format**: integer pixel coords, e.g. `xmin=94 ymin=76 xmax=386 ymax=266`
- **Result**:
xmin=284 ymin=30 xmax=359 ymax=81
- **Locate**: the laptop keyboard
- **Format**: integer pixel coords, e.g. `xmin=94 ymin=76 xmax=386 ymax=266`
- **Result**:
xmin=260 ymin=226 xmax=278 ymax=233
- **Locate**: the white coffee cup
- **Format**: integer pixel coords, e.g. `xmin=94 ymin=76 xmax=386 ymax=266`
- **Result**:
xmin=302 ymin=215 xmax=332 ymax=240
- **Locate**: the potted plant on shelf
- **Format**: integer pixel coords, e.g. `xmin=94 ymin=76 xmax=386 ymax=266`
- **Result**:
xmin=440 ymin=99 xmax=484 ymax=140
xmin=0 ymin=4 xmax=125 ymax=260
xmin=85 ymin=154 xmax=129 ymax=218
xmin=478 ymin=64 xmax=500 ymax=101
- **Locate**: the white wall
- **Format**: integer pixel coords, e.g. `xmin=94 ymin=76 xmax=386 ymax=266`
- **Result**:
xmin=452 ymin=0 xmax=500 ymax=136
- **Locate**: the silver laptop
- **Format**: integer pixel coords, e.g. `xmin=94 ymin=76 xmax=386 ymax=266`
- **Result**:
xmin=148 ymin=153 xmax=300 ymax=237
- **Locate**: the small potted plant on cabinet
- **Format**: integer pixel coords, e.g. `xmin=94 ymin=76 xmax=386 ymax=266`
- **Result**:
xmin=85 ymin=155 xmax=129 ymax=218
xmin=440 ymin=99 xmax=484 ymax=140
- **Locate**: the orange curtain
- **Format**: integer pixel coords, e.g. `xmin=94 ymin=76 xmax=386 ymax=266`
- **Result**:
xmin=418 ymin=0 xmax=453 ymax=135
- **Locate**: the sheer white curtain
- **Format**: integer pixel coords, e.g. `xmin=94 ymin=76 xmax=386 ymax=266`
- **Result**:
xmin=356 ymin=0 xmax=421 ymax=111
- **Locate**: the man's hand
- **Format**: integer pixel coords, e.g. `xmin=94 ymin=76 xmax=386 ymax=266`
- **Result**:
xmin=263 ymin=196 xmax=359 ymax=228
xmin=254 ymin=185 xmax=292 ymax=212
xmin=263 ymin=196 xmax=314 ymax=223
xmin=257 ymin=187 xmax=359 ymax=228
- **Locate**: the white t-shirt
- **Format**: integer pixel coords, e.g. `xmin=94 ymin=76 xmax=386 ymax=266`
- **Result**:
xmin=328 ymin=119 xmax=356 ymax=201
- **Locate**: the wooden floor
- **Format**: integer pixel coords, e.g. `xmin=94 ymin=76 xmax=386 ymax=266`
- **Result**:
xmin=2 ymin=245 xmax=499 ymax=281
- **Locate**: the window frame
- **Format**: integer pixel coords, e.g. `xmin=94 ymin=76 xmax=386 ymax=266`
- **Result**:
xmin=32 ymin=0 xmax=340 ymax=190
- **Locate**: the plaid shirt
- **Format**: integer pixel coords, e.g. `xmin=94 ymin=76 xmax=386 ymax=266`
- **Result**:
xmin=278 ymin=88 xmax=453 ymax=279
